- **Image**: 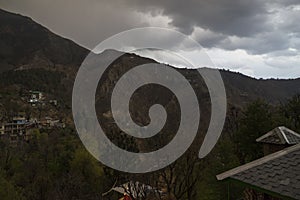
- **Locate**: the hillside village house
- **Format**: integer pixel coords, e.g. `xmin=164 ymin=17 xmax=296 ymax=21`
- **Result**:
xmin=0 ymin=115 xmax=65 ymax=143
xmin=39 ymin=116 xmax=65 ymax=128
xmin=28 ymin=90 xmax=44 ymax=106
xmin=217 ymin=126 xmax=300 ymax=200
xmin=0 ymin=116 xmax=35 ymax=143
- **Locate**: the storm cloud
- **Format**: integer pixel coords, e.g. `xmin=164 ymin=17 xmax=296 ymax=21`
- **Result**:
xmin=0 ymin=0 xmax=299 ymax=78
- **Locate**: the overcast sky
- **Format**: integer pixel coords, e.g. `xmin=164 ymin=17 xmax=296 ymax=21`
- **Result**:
xmin=1 ymin=0 xmax=300 ymax=78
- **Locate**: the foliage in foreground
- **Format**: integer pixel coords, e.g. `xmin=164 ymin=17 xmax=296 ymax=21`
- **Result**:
xmin=0 ymin=95 xmax=299 ymax=200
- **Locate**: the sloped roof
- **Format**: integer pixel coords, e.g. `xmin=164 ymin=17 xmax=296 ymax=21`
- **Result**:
xmin=112 ymin=181 xmax=161 ymax=198
xmin=216 ymin=144 xmax=300 ymax=199
xmin=256 ymin=126 xmax=300 ymax=145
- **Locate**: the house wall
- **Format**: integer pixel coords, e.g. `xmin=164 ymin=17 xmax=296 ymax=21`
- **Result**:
xmin=263 ymin=144 xmax=290 ymax=156
xmin=244 ymin=188 xmax=282 ymax=200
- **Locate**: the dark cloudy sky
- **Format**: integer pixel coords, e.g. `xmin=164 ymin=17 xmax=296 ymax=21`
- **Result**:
xmin=1 ymin=0 xmax=300 ymax=78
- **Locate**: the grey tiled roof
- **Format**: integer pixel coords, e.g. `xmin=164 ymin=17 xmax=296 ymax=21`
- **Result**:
xmin=256 ymin=126 xmax=300 ymax=145
xmin=217 ymin=144 xmax=300 ymax=199
xmin=283 ymin=129 xmax=300 ymax=144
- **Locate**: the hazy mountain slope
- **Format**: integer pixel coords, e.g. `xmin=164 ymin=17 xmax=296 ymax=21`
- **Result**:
xmin=0 ymin=9 xmax=89 ymax=72
xmin=221 ymin=70 xmax=300 ymax=106
xmin=0 ymin=8 xmax=299 ymax=108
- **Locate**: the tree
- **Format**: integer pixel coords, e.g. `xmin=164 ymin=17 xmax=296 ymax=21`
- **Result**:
xmin=234 ymin=100 xmax=274 ymax=163
xmin=282 ymin=94 xmax=300 ymax=132
xmin=0 ymin=171 xmax=25 ymax=200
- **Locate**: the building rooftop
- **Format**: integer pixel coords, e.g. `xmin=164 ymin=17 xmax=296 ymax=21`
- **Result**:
xmin=217 ymin=144 xmax=300 ymax=199
xmin=256 ymin=126 xmax=300 ymax=145
xmin=112 ymin=181 xmax=161 ymax=199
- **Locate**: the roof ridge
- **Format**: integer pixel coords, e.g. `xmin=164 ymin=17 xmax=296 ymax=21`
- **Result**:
xmin=279 ymin=126 xmax=300 ymax=144
xmin=279 ymin=126 xmax=290 ymax=144
xmin=280 ymin=126 xmax=300 ymax=137
xmin=256 ymin=127 xmax=279 ymax=142
xmin=256 ymin=126 xmax=300 ymax=144
xmin=216 ymin=143 xmax=300 ymax=181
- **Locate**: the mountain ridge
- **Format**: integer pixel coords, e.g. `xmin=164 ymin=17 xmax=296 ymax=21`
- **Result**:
xmin=0 ymin=8 xmax=299 ymax=108
xmin=0 ymin=8 xmax=89 ymax=72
